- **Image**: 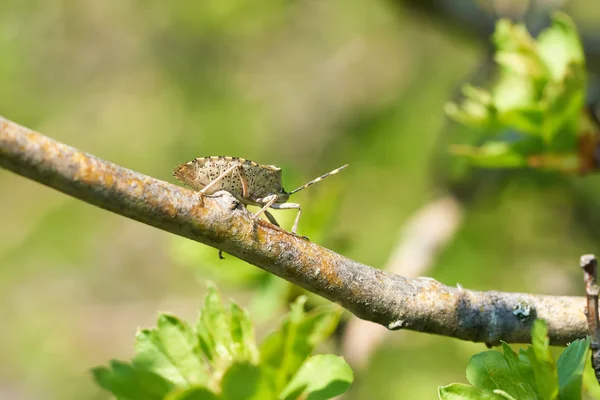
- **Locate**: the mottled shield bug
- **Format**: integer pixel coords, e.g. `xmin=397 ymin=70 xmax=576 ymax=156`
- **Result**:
xmin=173 ymin=156 xmax=347 ymax=234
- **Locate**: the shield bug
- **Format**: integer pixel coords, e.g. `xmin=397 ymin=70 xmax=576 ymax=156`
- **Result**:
xmin=173 ymin=156 xmax=348 ymax=234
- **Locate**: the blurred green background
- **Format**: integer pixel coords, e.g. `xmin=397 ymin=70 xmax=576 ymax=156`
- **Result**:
xmin=2 ymin=0 xmax=600 ymax=399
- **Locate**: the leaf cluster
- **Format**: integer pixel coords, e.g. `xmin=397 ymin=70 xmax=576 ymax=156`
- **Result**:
xmin=439 ymin=320 xmax=590 ymax=400
xmin=93 ymin=284 xmax=353 ymax=400
xmin=445 ymin=13 xmax=590 ymax=172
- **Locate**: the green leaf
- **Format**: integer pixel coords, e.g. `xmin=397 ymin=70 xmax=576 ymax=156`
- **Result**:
xmin=229 ymin=302 xmax=259 ymax=364
xmin=260 ymin=297 xmax=341 ymax=393
xmin=466 ymin=350 xmax=528 ymax=398
xmin=501 ymin=343 xmax=537 ymax=397
xmin=444 ymin=85 xmax=498 ymax=130
xmin=165 ymin=387 xmax=220 ymax=400
xmin=499 ymin=107 xmax=544 ymax=136
xmin=583 ymin=357 xmax=600 ymax=399
xmin=134 ymin=315 xmax=209 ymax=387
xmin=495 ymin=51 xmax=546 ymax=80
xmin=536 ymin=12 xmax=584 ymax=81
xmin=557 ymin=337 xmax=590 ymax=399
xmin=92 ymin=360 xmax=174 ymax=400
xmin=540 ymin=63 xmax=585 ymax=144
xmin=527 ymin=320 xmax=559 ymax=400
xmin=279 ymin=354 xmax=353 ymax=400
xmin=441 ymin=326 xmax=588 ymax=400
xmin=438 ymin=383 xmax=507 ymax=400
xmin=447 ymin=12 xmax=587 ymax=172
xmin=196 ymin=283 xmax=234 ymax=365
xmin=221 ymin=363 xmax=274 ymax=400
xmin=493 ymin=19 xmax=537 ymax=55
xmin=492 ymin=73 xmax=539 ymax=113
xmin=94 ymin=284 xmax=347 ymax=400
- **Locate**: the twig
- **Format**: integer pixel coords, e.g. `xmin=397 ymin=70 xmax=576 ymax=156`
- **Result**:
xmin=0 ymin=115 xmax=588 ymax=345
xmin=581 ymin=254 xmax=600 ymax=383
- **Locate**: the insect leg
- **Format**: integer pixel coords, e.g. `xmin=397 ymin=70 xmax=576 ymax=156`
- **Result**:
xmin=264 ymin=210 xmax=280 ymax=227
xmin=237 ymin=165 xmax=249 ymax=198
xmin=270 ymin=202 xmax=302 ymax=234
xmin=253 ymin=194 xmax=278 ymax=220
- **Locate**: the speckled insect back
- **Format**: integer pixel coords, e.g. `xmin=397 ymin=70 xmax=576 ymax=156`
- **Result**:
xmin=173 ymin=156 xmax=348 ymax=234
xmin=173 ymin=157 xmax=285 ymax=203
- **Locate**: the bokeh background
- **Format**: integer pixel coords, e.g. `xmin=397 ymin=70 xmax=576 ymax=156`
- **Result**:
xmin=2 ymin=0 xmax=600 ymax=399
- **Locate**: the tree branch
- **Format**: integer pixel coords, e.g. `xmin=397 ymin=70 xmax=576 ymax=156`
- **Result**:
xmin=581 ymin=254 xmax=600 ymax=382
xmin=0 ymin=115 xmax=587 ymax=346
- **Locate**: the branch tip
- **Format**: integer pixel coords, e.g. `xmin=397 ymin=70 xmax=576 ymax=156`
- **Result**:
xmin=581 ymin=254 xmax=598 ymax=274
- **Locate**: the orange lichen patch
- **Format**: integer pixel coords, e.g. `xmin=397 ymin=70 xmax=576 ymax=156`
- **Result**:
xmin=438 ymin=291 xmax=453 ymax=302
xmin=24 ymin=130 xmax=39 ymax=142
xmin=70 ymin=153 xmax=96 ymax=181
xmin=248 ymin=217 xmax=345 ymax=287
xmin=16 ymin=129 xmax=40 ymax=152
xmin=102 ymin=172 xmax=115 ymax=187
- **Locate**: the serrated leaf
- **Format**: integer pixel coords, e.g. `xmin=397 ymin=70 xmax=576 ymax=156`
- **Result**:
xmin=92 ymin=360 xmax=174 ymax=400
xmin=279 ymin=354 xmax=353 ymax=400
xmin=221 ymin=363 xmax=274 ymax=400
xmin=157 ymin=315 xmax=208 ymax=383
xmin=260 ymin=297 xmax=341 ymax=393
xmin=192 ymin=284 xmax=260 ymax=383
xmin=165 ymin=386 xmax=220 ymax=400
xmin=134 ymin=315 xmax=209 ymax=387
xmin=197 ymin=284 xmax=234 ymax=364
xmin=438 ymin=383 xmax=506 ymax=400
xmin=501 ymin=343 xmax=537 ymax=397
xmin=557 ymin=337 xmax=590 ymax=399
xmin=527 ymin=320 xmax=559 ymax=400
xmin=466 ymin=350 xmax=528 ymax=398
xmin=229 ymin=302 xmax=259 ymax=364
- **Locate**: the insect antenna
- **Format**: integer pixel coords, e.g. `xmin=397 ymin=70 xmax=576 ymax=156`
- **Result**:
xmin=288 ymin=164 xmax=349 ymax=195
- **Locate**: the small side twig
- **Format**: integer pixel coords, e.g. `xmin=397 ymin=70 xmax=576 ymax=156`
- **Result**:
xmin=581 ymin=254 xmax=600 ymax=384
